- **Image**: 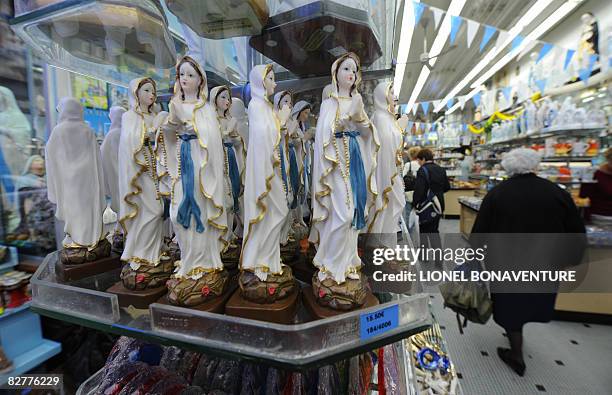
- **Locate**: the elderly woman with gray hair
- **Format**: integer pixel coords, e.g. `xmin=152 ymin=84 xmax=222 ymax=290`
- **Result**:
xmin=470 ymin=148 xmax=585 ymax=376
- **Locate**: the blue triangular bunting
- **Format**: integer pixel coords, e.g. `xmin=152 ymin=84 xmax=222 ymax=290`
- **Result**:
xmin=414 ymin=2 xmax=426 ymax=25
xmin=480 ymin=25 xmax=497 ymax=52
xmin=563 ymin=49 xmax=575 ymax=71
xmin=450 ymin=15 xmax=463 ymax=45
xmin=537 ymin=43 xmax=554 ymax=63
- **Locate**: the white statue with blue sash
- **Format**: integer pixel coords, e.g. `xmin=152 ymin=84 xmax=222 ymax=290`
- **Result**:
xmin=290 ymin=100 xmax=313 ymax=222
xmin=209 ymin=85 xmax=246 ymax=248
xmin=309 ymin=53 xmax=379 ymax=310
xmin=157 ymin=56 xmax=229 ymax=307
xmin=273 ymin=91 xmax=307 ymax=260
xmin=239 ymin=65 xmax=296 ymax=304
xmin=367 ymin=81 xmax=409 ymax=247
xmin=118 ymin=78 xmax=173 ymax=291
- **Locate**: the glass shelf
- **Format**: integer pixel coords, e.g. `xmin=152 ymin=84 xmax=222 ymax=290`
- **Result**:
xmin=31 ymin=252 xmax=431 ymax=371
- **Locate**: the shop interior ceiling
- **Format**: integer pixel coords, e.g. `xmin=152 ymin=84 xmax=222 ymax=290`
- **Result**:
xmin=396 ymin=0 xmax=568 ymax=107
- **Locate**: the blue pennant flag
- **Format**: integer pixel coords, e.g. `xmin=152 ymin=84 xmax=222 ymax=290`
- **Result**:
xmin=501 ymin=86 xmax=512 ymax=102
xmin=472 ymin=92 xmax=481 ymax=107
xmin=563 ymin=49 xmax=575 ymax=71
xmin=447 ymin=98 xmax=455 ymax=109
xmin=511 ymin=35 xmax=524 ymax=53
xmin=579 ymin=54 xmax=599 ymax=83
xmin=537 ymin=43 xmax=554 ymax=63
xmin=414 ymin=2 xmax=426 ymax=25
xmin=535 ymin=79 xmax=547 ymax=93
xmin=450 ymin=15 xmax=463 ymax=45
xmin=421 ymin=101 xmax=430 ymax=114
xmin=480 ymin=25 xmax=497 ymax=53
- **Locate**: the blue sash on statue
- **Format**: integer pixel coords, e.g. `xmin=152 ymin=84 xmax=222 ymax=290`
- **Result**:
xmin=177 ymin=134 xmax=205 ymax=233
xmin=279 ymin=143 xmax=289 ymax=207
xmin=334 ymin=130 xmax=366 ymax=230
xmin=302 ymin=143 xmax=310 ymax=204
xmin=224 ymin=142 xmax=241 ymax=213
xmin=288 ymin=142 xmax=300 ymax=209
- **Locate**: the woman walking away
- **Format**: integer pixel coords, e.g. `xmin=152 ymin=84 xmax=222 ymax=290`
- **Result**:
xmin=470 ymin=148 xmax=585 ymax=376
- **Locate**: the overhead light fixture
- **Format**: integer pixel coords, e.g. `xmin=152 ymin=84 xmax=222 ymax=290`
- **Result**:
xmin=435 ymin=0 xmax=554 ymax=112
xmin=393 ymin=0 xmax=418 ymax=96
xmin=470 ymin=1 xmax=581 ymax=88
xmin=406 ymin=0 xmax=466 ymax=110
xmin=446 ymin=0 xmax=582 ymax=115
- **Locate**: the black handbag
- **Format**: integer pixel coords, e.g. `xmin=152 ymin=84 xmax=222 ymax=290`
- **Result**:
xmin=403 ymin=162 xmax=416 ymax=192
xmin=415 ymin=166 xmax=442 ymax=224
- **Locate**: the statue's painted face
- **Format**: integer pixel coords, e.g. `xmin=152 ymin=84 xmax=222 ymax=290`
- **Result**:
xmin=279 ymin=93 xmax=292 ymax=110
xmin=137 ymin=82 xmax=156 ymax=110
xmin=31 ymin=158 xmax=45 ymax=176
xmin=179 ymin=62 xmax=201 ymax=96
xmin=264 ymin=69 xmax=276 ymax=97
xmin=298 ymin=107 xmax=311 ymax=122
xmin=337 ymin=57 xmax=357 ymax=93
xmin=216 ymin=89 xmax=231 ymax=112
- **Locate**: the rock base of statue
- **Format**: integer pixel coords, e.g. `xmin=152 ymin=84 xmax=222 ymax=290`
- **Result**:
xmin=303 ymin=284 xmax=378 ymax=319
xmin=157 ymin=275 xmax=237 ymax=313
xmin=59 ymin=238 xmax=112 ymax=265
xmin=280 ymin=241 xmax=300 ymax=265
xmin=106 ymin=258 xmax=174 ymax=309
xmin=166 ymin=269 xmax=231 ymax=307
xmin=55 ymin=253 xmax=121 ymax=283
xmin=221 ymin=242 xmax=241 ymax=272
xmin=311 ymin=271 xmax=371 ymax=311
xmin=111 ymin=232 xmax=124 ymax=254
xmin=237 ymin=267 xmax=296 ymax=303
xmin=225 ymin=286 xmax=299 ymax=324
xmin=120 ymin=258 xmax=174 ymax=290
xmin=107 ymin=282 xmax=167 ymax=309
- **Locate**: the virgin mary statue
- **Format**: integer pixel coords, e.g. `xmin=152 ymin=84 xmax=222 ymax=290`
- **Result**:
xmin=309 ymin=53 xmax=379 ymax=310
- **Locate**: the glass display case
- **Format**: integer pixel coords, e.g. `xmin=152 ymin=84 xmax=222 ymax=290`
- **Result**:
xmin=10 ymin=0 xmax=178 ymax=88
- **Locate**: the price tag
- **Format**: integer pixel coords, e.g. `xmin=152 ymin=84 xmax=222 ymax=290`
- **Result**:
xmin=360 ymin=304 xmax=399 ymax=340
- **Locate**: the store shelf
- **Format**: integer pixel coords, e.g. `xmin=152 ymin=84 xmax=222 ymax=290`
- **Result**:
xmin=477 ymin=126 xmax=607 ymax=149
xmin=0 ymin=339 xmax=61 ymax=385
xmin=540 ymin=156 xmax=596 ymax=162
xmin=0 ymin=302 xmax=31 ymax=321
xmin=31 ymin=252 xmax=431 ymax=371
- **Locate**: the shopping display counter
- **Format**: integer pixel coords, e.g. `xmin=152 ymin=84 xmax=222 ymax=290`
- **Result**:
xmin=444 ymin=188 xmax=477 ymax=217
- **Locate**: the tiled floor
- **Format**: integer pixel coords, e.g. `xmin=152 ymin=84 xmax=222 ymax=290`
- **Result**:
xmin=430 ymin=220 xmax=612 ymax=395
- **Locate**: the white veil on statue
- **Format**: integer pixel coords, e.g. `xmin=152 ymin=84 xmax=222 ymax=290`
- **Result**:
xmin=367 ymin=81 xmax=405 ymax=243
xmin=46 ymin=97 xmax=106 ymax=248
xmin=240 ymin=64 xmax=289 ymax=280
xmin=100 ymin=105 xmax=126 ymax=214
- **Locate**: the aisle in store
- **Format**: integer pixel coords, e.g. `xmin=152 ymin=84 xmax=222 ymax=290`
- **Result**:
xmin=436 ymin=219 xmax=612 ymax=395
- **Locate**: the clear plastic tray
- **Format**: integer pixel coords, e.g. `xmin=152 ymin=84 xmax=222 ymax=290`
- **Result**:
xmin=10 ymin=0 xmax=177 ymax=88
xmin=31 ymin=252 xmax=430 ymax=370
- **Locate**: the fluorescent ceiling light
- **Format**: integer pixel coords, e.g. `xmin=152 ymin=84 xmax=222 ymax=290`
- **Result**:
xmin=394 ymin=0 xmax=418 ymax=96
xmin=406 ymin=0 xmax=466 ymax=110
xmin=445 ymin=0 xmax=582 ymax=115
xmin=434 ymin=0 xmax=554 ymax=112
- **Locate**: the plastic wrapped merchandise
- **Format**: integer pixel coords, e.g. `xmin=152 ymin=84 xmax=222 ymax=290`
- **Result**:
xmin=96 ymin=361 xmax=147 ymax=394
xmin=191 ymin=354 xmax=221 ymax=391
xmin=175 ymin=351 xmax=203 ymax=383
xmin=316 ymin=365 xmax=340 ymax=395
xmin=105 ymin=337 xmax=163 ymax=370
xmin=159 ymin=346 xmax=186 ymax=372
xmin=240 ymin=362 xmax=268 ymax=394
xmin=147 ymin=374 xmax=189 ymax=394
xmin=210 ymin=360 xmax=243 ymax=394
xmin=383 ymin=345 xmax=401 ymax=395
xmin=265 ymin=368 xmax=287 ymax=395
xmin=180 ymin=386 xmax=205 ymax=395
xmin=117 ymin=366 xmax=170 ymax=395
